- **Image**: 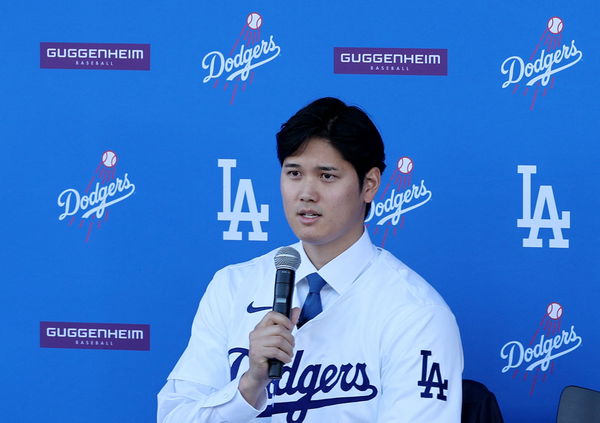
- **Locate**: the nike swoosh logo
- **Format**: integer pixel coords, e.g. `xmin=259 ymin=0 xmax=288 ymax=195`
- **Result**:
xmin=247 ymin=302 xmax=271 ymax=313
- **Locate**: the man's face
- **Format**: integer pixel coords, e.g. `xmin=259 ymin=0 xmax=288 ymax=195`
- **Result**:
xmin=280 ymin=137 xmax=377 ymax=261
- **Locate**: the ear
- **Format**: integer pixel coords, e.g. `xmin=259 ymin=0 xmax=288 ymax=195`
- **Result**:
xmin=361 ymin=167 xmax=381 ymax=203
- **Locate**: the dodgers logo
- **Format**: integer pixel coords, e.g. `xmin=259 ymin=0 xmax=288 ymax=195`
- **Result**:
xmin=201 ymin=12 xmax=281 ymax=104
xmin=57 ymin=150 xmax=135 ymax=242
xmin=517 ymin=165 xmax=569 ymax=248
xmin=499 ymin=302 xmax=583 ymax=395
xmin=218 ymin=159 xmax=269 ymax=241
xmin=500 ymin=17 xmax=583 ymax=110
xmin=229 ymin=348 xmax=378 ymax=422
xmin=365 ymin=157 xmax=432 ymax=247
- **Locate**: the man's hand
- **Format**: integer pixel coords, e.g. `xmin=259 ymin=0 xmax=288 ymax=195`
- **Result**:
xmin=238 ymin=308 xmax=300 ymax=408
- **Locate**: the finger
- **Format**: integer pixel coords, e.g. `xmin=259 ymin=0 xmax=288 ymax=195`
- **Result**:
xmin=261 ymin=335 xmax=294 ymax=356
xmin=262 ymin=347 xmax=294 ymax=364
xmin=252 ymin=326 xmax=295 ymax=348
xmin=254 ymin=342 xmax=293 ymax=359
xmin=256 ymin=311 xmax=294 ymax=330
xmin=250 ymin=345 xmax=292 ymax=365
xmin=290 ymin=307 xmax=301 ymax=326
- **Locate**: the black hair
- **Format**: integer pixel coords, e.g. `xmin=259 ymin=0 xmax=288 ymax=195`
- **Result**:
xmin=276 ymin=97 xmax=386 ymax=217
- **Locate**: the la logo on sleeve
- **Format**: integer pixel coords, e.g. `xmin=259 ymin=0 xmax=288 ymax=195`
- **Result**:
xmin=418 ymin=350 xmax=448 ymax=401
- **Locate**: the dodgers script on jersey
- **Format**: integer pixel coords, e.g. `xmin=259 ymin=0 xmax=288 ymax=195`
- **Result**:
xmin=158 ymin=232 xmax=463 ymax=422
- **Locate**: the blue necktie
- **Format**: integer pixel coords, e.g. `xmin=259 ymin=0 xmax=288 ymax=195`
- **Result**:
xmin=298 ymin=273 xmax=327 ymax=328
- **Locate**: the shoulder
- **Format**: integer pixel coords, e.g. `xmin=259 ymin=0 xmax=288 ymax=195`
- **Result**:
xmin=196 ymin=245 xmax=291 ymax=319
xmin=208 ymin=243 xmax=299 ymax=294
xmin=215 ymin=248 xmax=276 ymax=278
xmin=371 ymin=250 xmax=463 ymax=359
xmin=368 ymin=248 xmax=451 ymax=314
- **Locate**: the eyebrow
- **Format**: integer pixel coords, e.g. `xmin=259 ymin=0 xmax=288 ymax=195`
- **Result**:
xmin=318 ymin=166 xmax=338 ymax=172
xmin=283 ymin=163 xmax=339 ymax=171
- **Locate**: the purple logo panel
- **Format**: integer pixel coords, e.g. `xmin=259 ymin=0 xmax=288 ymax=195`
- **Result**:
xmin=40 ymin=321 xmax=150 ymax=351
xmin=334 ymin=47 xmax=447 ymax=76
xmin=40 ymin=42 xmax=150 ymax=70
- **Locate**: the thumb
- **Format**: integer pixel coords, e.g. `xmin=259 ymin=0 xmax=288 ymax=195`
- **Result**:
xmin=290 ymin=307 xmax=301 ymax=326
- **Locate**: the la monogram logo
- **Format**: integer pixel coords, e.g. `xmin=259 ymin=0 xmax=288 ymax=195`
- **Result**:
xmin=418 ymin=350 xmax=448 ymax=401
xmin=517 ymin=165 xmax=570 ymax=248
xmin=218 ymin=159 xmax=269 ymax=241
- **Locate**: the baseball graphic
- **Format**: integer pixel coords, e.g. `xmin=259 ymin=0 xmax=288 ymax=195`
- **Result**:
xmin=247 ymin=12 xmax=262 ymax=30
xmin=547 ymin=17 xmax=564 ymax=34
xmin=102 ymin=150 xmax=118 ymax=168
xmin=397 ymin=157 xmax=414 ymax=174
xmin=546 ymin=302 xmax=563 ymax=320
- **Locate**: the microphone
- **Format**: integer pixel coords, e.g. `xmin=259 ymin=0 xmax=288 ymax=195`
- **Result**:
xmin=268 ymin=247 xmax=301 ymax=379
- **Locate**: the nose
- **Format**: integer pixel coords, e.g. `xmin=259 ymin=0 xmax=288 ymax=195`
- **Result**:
xmin=298 ymin=177 xmax=318 ymax=203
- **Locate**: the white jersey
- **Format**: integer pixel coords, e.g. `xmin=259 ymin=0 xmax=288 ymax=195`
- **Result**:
xmin=158 ymin=231 xmax=463 ymax=422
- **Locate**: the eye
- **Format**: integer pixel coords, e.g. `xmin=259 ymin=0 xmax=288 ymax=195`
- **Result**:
xmin=287 ymin=170 xmax=301 ymax=178
xmin=321 ymin=173 xmax=336 ymax=181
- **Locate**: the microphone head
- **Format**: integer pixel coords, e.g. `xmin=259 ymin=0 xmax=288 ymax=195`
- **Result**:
xmin=274 ymin=247 xmax=301 ymax=271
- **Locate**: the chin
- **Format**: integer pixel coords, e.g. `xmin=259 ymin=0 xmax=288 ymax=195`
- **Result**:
xmin=296 ymin=230 xmax=338 ymax=247
xmin=290 ymin=227 xmax=325 ymax=245
xmin=298 ymin=236 xmax=327 ymax=246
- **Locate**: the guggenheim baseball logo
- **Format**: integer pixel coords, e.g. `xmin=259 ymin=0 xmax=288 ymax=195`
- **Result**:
xmin=57 ymin=151 xmax=136 ymax=242
xmin=334 ymin=47 xmax=447 ymax=76
xmin=500 ymin=302 xmax=582 ymax=395
xmin=500 ymin=17 xmax=583 ymax=110
xmin=202 ymin=12 xmax=281 ymax=103
xmin=40 ymin=322 xmax=150 ymax=351
xmin=40 ymin=42 xmax=150 ymax=70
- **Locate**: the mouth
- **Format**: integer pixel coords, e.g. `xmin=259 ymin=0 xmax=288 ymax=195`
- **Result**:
xmin=297 ymin=209 xmax=322 ymax=221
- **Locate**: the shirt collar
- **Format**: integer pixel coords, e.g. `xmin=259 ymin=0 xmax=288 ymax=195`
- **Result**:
xmin=293 ymin=229 xmax=377 ymax=295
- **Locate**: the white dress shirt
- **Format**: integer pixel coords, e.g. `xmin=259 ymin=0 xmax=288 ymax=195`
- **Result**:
xmin=157 ymin=229 xmax=463 ymax=422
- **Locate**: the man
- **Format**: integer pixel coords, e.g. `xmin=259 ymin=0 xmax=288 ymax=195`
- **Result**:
xmin=158 ymin=97 xmax=463 ymax=422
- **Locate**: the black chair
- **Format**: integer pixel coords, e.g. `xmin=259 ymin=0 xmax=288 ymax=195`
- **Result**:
xmin=461 ymin=379 xmax=505 ymax=423
xmin=556 ymin=385 xmax=600 ymax=423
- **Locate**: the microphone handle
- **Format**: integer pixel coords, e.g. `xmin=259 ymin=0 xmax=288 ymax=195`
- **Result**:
xmin=268 ymin=268 xmax=295 ymax=379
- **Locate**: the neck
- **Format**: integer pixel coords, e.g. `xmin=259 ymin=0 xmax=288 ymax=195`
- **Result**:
xmin=302 ymin=227 xmax=364 ymax=270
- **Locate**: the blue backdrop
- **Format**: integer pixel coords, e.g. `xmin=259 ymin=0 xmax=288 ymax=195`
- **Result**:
xmin=2 ymin=1 xmax=599 ymax=421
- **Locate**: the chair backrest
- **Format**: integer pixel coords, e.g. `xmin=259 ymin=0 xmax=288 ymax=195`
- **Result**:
xmin=557 ymin=385 xmax=600 ymax=423
xmin=462 ymin=379 xmax=505 ymax=423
